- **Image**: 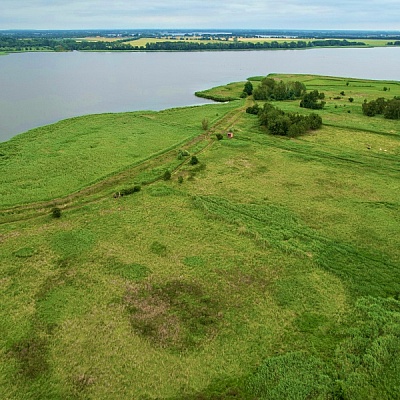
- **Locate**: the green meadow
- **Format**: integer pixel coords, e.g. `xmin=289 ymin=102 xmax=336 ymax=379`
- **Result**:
xmin=0 ymin=74 xmax=399 ymax=399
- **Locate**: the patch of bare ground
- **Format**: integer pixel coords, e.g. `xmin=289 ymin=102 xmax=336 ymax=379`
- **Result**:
xmin=124 ymin=280 xmax=223 ymax=351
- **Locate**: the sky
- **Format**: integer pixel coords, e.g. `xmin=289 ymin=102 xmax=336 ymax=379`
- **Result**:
xmin=0 ymin=0 xmax=399 ymax=31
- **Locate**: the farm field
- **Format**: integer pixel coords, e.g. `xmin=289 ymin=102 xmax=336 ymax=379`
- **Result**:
xmin=82 ymin=36 xmax=391 ymax=48
xmin=0 ymin=74 xmax=399 ymax=399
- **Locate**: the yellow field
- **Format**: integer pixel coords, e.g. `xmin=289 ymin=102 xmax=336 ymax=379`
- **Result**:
xmin=78 ymin=36 xmax=390 ymax=48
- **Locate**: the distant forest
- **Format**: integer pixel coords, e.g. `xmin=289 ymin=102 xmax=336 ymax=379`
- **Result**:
xmin=0 ymin=37 xmax=369 ymax=52
xmin=1 ymin=29 xmax=399 ymax=52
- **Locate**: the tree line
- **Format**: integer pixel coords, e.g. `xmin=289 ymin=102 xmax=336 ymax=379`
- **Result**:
xmin=0 ymin=37 xmax=366 ymax=53
xmin=362 ymin=97 xmax=400 ymax=119
xmin=253 ymin=78 xmax=306 ymax=101
xmin=0 ymin=37 xmax=136 ymax=52
xmin=143 ymin=39 xmax=365 ymax=51
xmin=246 ymin=103 xmax=322 ymax=137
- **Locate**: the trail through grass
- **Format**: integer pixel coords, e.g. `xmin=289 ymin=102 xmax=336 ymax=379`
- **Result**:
xmin=1 ymin=74 xmax=399 ymax=399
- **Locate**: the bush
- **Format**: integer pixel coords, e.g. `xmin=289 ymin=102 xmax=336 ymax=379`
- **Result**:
xmin=163 ymin=170 xmax=171 ymax=180
xmin=258 ymin=103 xmax=323 ymax=137
xmin=384 ymin=99 xmax=400 ymax=119
xmin=307 ymin=113 xmax=323 ymax=130
xmin=201 ymin=118 xmax=209 ymax=130
xmin=246 ymin=104 xmax=260 ymax=115
xmin=243 ymin=81 xmax=253 ymax=95
xmin=178 ymin=175 xmax=184 ymax=184
xmin=300 ymin=90 xmax=326 ymax=109
xmin=51 ymin=207 xmax=61 ymax=218
xmin=216 ymin=133 xmax=223 ymax=140
xmin=115 ymin=185 xmax=141 ymax=197
xmin=361 ymin=97 xmax=399 ymax=118
xmin=178 ymin=149 xmax=190 ymax=160
xmin=348 ymin=97 xmax=354 ymax=102
xmin=190 ymin=156 xmax=199 ymax=165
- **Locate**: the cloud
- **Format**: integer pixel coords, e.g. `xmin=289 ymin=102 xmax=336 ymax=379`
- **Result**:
xmin=0 ymin=0 xmax=399 ymax=30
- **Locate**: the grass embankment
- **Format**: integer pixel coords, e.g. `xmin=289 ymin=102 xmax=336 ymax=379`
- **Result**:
xmin=0 ymin=75 xmax=399 ymax=399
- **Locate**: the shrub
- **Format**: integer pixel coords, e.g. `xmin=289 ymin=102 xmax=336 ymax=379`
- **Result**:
xmin=201 ymin=118 xmax=209 ymax=130
xmin=246 ymin=104 xmax=260 ymax=115
xmin=243 ymin=81 xmax=253 ymax=95
xmin=178 ymin=149 xmax=190 ymax=159
xmin=258 ymin=103 xmax=323 ymax=137
xmin=115 ymin=185 xmax=141 ymax=197
xmin=190 ymin=156 xmax=199 ymax=165
xmin=340 ymin=91 xmax=345 ymax=96
xmin=307 ymin=113 xmax=323 ymax=130
xmin=178 ymin=175 xmax=184 ymax=184
xmin=216 ymin=133 xmax=223 ymax=140
xmin=163 ymin=170 xmax=171 ymax=181
xmin=51 ymin=207 xmax=62 ymax=218
xmin=384 ymin=98 xmax=400 ymax=119
xmin=349 ymin=97 xmax=354 ymax=102
xmin=300 ymin=90 xmax=326 ymax=109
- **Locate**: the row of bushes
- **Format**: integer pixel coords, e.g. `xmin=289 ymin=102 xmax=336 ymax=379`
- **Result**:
xmin=114 ymin=185 xmax=141 ymax=198
xmin=362 ymin=97 xmax=400 ymax=119
xmin=247 ymin=103 xmax=322 ymax=137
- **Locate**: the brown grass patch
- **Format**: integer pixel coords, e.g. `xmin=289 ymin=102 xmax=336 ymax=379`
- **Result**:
xmin=10 ymin=337 xmax=49 ymax=379
xmin=124 ymin=280 xmax=223 ymax=350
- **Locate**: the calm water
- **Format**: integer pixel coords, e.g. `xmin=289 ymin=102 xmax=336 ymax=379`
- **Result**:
xmin=1 ymin=47 xmax=400 ymax=142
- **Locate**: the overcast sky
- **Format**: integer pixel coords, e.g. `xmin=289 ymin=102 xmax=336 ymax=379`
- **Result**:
xmin=0 ymin=0 xmax=399 ymax=31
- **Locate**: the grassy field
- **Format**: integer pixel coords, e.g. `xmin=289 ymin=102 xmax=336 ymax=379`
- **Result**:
xmin=0 ymin=75 xmax=399 ymax=399
xmin=0 ymin=103 xmax=238 ymax=207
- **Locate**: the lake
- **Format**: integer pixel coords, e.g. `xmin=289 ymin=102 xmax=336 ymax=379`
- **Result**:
xmin=1 ymin=47 xmax=400 ymax=142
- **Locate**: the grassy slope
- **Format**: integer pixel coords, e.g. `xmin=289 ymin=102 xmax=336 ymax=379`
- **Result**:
xmin=0 ymin=75 xmax=399 ymax=399
xmin=0 ymin=103 xmax=238 ymax=207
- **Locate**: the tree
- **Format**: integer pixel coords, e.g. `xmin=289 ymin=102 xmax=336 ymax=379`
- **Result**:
xmin=201 ymin=118 xmax=209 ymax=130
xmin=307 ymin=113 xmax=323 ymax=130
xmin=253 ymin=77 xmax=276 ymax=100
xmin=253 ymin=78 xmax=306 ymax=101
xmin=383 ymin=99 xmax=400 ymax=119
xmin=257 ymin=102 xmax=323 ymax=137
xmin=300 ymin=90 xmax=326 ymax=109
xmin=268 ymin=115 xmax=291 ymax=135
xmin=243 ymin=81 xmax=253 ymax=96
xmin=362 ymin=97 xmax=386 ymax=116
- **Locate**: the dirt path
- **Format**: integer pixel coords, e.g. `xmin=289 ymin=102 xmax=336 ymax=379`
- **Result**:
xmin=0 ymin=101 xmax=249 ymax=225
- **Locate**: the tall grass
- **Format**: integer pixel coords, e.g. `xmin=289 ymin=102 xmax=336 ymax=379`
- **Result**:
xmin=0 ymin=74 xmax=399 ymax=399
